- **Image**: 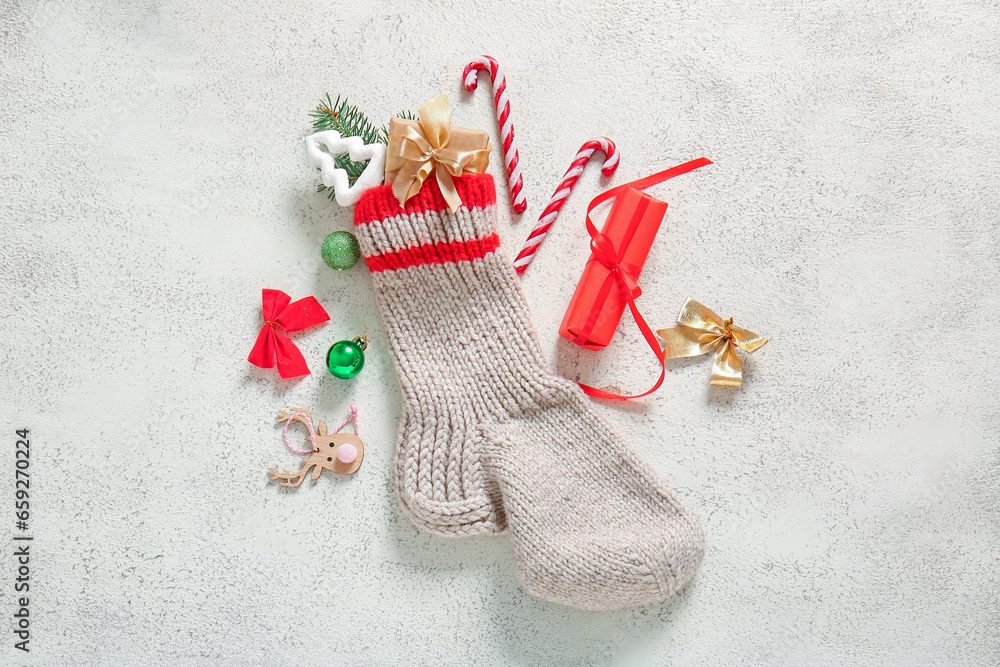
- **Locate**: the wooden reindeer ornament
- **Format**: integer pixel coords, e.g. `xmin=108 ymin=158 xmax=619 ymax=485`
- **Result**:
xmin=268 ymin=407 xmax=364 ymax=487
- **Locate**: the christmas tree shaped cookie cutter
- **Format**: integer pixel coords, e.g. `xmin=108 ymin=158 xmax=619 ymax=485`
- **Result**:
xmin=305 ymin=131 xmax=386 ymax=207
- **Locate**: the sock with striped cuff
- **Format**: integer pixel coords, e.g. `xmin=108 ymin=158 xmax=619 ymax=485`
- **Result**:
xmin=353 ymin=174 xmax=704 ymax=611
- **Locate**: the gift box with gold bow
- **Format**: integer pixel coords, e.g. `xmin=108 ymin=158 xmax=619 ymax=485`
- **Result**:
xmin=385 ymin=94 xmax=492 ymax=213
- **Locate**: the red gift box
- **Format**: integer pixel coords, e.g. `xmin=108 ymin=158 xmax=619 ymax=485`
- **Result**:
xmin=559 ymin=186 xmax=668 ymax=350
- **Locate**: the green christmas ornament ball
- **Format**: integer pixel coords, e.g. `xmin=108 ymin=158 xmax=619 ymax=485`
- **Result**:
xmin=321 ymin=231 xmax=361 ymax=270
xmin=327 ymin=337 xmax=367 ymax=379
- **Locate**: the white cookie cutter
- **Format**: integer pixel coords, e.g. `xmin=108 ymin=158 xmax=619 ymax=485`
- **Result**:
xmin=305 ymin=131 xmax=386 ymax=207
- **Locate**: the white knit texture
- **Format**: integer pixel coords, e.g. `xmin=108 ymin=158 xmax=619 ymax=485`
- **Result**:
xmin=356 ymin=194 xmax=705 ymax=611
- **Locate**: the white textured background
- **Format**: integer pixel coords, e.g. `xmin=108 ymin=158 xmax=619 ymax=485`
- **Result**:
xmin=1 ymin=1 xmax=998 ymax=665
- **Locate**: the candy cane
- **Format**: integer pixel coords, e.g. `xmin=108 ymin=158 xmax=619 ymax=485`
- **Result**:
xmin=512 ymin=137 xmax=620 ymax=275
xmin=463 ymin=56 xmax=527 ymax=214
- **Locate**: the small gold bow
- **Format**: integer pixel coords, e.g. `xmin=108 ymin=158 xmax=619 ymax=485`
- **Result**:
xmin=656 ymin=298 xmax=768 ymax=387
xmin=386 ymin=94 xmax=491 ymax=212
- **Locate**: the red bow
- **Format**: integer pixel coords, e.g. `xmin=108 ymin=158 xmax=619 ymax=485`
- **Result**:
xmin=248 ymin=289 xmax=330 ymax=378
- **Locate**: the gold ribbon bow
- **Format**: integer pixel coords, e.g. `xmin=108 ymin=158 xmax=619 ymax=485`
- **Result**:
xmin=386 ymin=94 xmax=492 ymax=212
xmin=656 ymin=298 xmax=768 ymax=387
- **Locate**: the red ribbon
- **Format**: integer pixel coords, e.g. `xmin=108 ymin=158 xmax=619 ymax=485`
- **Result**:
xmin=576 ymin=157 xmax=713 ymax=401
xmin=247 ymin=289 xmax=330 ymax=379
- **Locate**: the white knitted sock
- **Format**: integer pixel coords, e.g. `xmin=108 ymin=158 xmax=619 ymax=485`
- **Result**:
xmin=354 ymin=175 xmax=704 ymax=610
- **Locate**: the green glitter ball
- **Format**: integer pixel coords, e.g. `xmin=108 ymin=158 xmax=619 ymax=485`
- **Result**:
xmin=321 ymin=231 xmax=361 ymax=270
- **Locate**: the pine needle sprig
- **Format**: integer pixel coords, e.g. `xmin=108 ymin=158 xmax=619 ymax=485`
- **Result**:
xmin=309 ymin=94 xmax=414 ymax=199
xmin=310 ymin=94 xmax=387 ymax=145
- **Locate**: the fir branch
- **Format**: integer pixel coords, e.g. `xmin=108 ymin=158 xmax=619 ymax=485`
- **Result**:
xmin=310 ymin=94 xmax=387 ymax=145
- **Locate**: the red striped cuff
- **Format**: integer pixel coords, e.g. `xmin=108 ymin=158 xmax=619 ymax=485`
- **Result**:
xmin=354 ymin=174 xmax=500 ymax=273
xmin=355 ymin=174 xmax=496 ymax=224
xmin=363 ymin=234 xmax=501 ymax=273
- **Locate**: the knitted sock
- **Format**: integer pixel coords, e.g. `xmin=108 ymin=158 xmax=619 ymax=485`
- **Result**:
xmin=354 ymin=174 xmax=704 ymax=611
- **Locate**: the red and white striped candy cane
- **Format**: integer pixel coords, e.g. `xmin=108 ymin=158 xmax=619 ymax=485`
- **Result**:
xmin=512 ymin=137 xmax=620 ymax=275
xmin=463 ymin=56 xmax=527 ymax=214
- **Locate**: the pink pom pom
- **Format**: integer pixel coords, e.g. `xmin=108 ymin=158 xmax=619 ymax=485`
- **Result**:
xmin=337 ymin=443 xmax=358 ymax=464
